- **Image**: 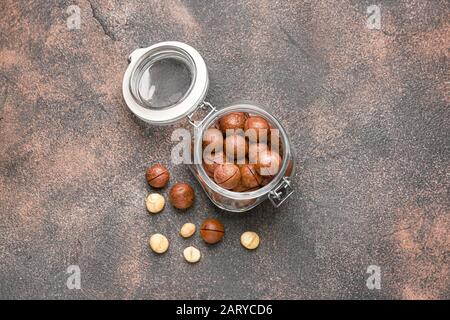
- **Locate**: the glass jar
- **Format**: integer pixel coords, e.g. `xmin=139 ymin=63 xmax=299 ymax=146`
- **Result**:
xmin=123 ymin=41 xmax=295 ymax=212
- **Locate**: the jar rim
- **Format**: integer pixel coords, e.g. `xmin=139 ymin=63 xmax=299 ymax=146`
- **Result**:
xmin=194 ymin=102 xmax=292 ymax=200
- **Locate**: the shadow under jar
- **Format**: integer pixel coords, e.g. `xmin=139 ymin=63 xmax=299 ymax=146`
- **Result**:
xmin=123 ymin=41 xmax=295 ymax=212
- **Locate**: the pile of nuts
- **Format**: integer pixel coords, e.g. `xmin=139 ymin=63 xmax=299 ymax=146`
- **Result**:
xmin=144 ymin=163 xmax=260 ymax=263
xmin=202 ymin=112 xmax=292 ymax=192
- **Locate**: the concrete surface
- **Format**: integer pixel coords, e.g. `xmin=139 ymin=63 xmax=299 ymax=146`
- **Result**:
xmin=0 ymin=0 xmax=449 ymax=299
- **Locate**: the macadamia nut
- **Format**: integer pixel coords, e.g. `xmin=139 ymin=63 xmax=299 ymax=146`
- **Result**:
xmin=149 ymin=233 xmax=169 ymax=254
xmin=224 ymin=134 xmax=248 ymax=161
xmin=200 ymin=218 xmax=225 ymax=244
xmin=213 ymin=163 xmax=241 ymax=190
xmin=245 ymin=116 xmax=270 ymax=142
xmin=203 ymin=151 xmax=225 ymax=177
xmin=255 ymin=150 xmax=282 ymax=176
xmin=240 ymin=231 xmax=260 ymax=250
xmin=203 ymin=128 xmax=224 ymax=150
xmin=240 ymin=164 xmax=262 ymax=189
xmin=183 ymin=246 xmax=201 ymax=263
xmin=180 ymin=223 xmax=196 ymax=238
xmin=146 ymin=164 xmax=170 ymax=188
xmin=248 ymin=143 xmax=268 ymax=164
xmin=169 ymin=183 xmax=195 ymax=209
xmin=146 ymin=193 xmax=165 ymax=214
xmin=219 ymin=112 xmax=246 ymax=132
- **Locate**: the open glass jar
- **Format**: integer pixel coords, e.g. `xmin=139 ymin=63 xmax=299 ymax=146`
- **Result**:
xmin=123 ymin=41 xmax=295 ymax=212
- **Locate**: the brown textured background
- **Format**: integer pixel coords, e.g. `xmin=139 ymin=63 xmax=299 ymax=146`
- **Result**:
xmin=0 ymin=0 xmax=449 ymax=299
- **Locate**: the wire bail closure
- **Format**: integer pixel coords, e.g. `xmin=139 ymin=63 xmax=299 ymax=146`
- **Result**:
xmin=268 ymin=177 xmax=294 ymax=207
xmin=187 ymin=101 xmax=216 ymax=128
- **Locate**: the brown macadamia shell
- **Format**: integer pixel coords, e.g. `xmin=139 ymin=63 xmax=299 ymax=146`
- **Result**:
xmin=224 ymin=134 xmax=248 ymax=161
xmin=169 ymin=183 xmax=195 ymax=209
xmin=200 ymin=218 xmax=225 ymax=244
xmin=240 ymin=164 xmax=262 ymax=189
xmin=219 ymin=112 xmax=246 ymax=132
xmin=248 ymin=143 xmax=269 ymax=164
xmin=203 ymin=151 xmax=225 ymax=177
xmin=244 ymin=116 xmax=270 ymax=143
xmin=213 ymin=163 xmax=241 ymax=190
xmin=255 ymin=150 xmax=282 ymax=176
xmin=202 ymin=128 xmax=224 ymax=150
xmin=146 ymin=164 xmax=170 ymax=188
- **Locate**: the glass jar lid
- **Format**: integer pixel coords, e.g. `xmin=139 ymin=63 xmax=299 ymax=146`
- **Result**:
xmin=122 ymin=41 xmax=209 ymax=125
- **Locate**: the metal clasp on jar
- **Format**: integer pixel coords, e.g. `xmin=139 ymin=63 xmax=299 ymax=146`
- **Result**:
xmin=187 ymin=101 xmax=216 ymax=128
xmin=268 ymin=177 xmax=294 ymax=207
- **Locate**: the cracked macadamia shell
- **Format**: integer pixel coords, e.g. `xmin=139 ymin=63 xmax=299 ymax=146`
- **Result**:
xmin=200 ymin=218 xmax=225 ymax=244
xmin=146 ymin=164 xmax=170 ymax=188
xmin=213 ymin=163 xmax=241 ymax=190
xmin=240 ymin=164 xmax=262 ymax=189
xmin=203 ymin=151 xmax=225 ymax=177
